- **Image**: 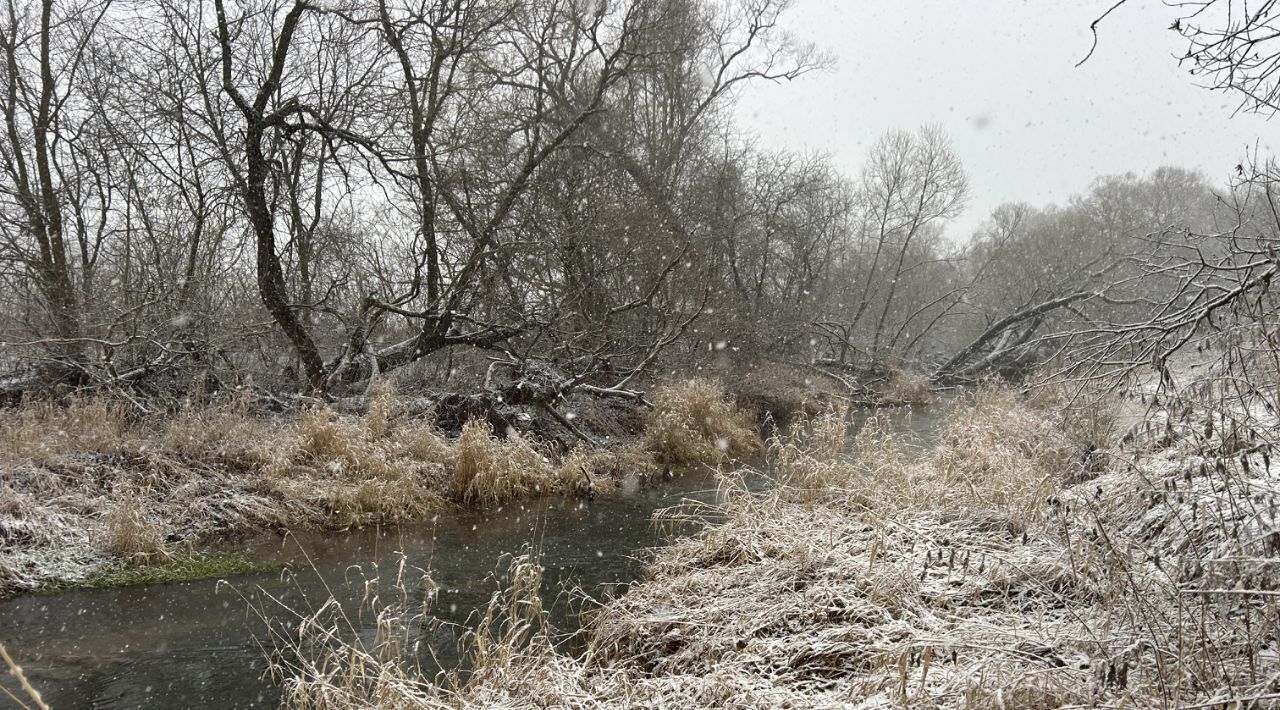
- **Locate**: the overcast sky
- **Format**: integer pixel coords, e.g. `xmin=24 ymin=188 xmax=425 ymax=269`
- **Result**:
xmin=737 ymin=0 xmax=1276 ymax=240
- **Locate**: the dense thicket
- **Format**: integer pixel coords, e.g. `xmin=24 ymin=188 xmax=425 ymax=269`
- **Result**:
xmin=0 ymin=0 xmax=1254 ymax=404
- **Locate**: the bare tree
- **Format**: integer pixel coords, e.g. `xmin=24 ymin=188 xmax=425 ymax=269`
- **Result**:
xmin=933 ymin=169 xmax=1218 ymax=382
xmin=0 ymin=0 xmax=114 ymax=352
xmin=813 ymin=125 xmax=967 ymax=369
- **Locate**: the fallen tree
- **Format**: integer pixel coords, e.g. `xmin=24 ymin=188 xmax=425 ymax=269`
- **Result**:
xmin=931 ymin=291 xmax=1096 ymax=383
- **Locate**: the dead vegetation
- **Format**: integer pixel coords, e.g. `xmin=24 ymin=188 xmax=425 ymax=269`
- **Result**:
xmin=450 ymin=420 xmax=557 ymax=505
xmin=722 ymin=361 xmax=843 ymax=422
xmin=271 ymin=379 xmax=1280 ymax=709
xmin=879 ymin=365 xmax=932 ymax=405
xmin=99 ymin=493 xmax=170 ymax=566
xmin=0 ymin=640 xmax=48 ymax=710
xmin=0 ymin=378 xmax=751 ymax=595
xmin=643 ymin=378 xmax=764 ymax=466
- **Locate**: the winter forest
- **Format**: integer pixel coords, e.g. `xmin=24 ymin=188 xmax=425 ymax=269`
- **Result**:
xmin=2 ymin=0 xmax=1280 ymax=708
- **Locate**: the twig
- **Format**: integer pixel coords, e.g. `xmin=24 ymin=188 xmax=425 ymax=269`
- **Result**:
xmin=0 ymin=642 xmax=48 ymax=710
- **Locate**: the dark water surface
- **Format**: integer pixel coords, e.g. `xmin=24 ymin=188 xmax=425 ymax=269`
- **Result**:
xmin=0 ymin=403 xmax=948 ymax=709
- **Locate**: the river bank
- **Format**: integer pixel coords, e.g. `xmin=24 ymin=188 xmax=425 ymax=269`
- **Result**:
xmin=275 ymin=382 xmax=1279 ymax=708
xmin=0 ymin=377 xmax=776 ymax=598
xmin=0 ymin=393 xmax=941 ymax=709
xmin=0 ymin=463 xmax=751 ymax=708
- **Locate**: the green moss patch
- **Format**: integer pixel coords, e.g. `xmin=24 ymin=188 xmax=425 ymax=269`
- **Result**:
xmin=43 ymin=552 xmax=282 ymax=592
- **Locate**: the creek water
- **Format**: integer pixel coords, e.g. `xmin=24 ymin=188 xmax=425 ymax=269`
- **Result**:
xmin=0 ymin=403 xmax=949 ymax=709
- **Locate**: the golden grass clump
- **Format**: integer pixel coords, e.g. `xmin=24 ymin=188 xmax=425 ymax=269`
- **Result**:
xmin=450 ymin=421 xmax=557 ymax=505
xmin=395 ymin=424 xmax=454 ymax=464
xmin=362 ymin=378 xmax=401 ymax=439
xmin=265 ymin=463 xmax=444 ymax=530
xmin=159 ymin=393 xmax=448 ymax=530
xmin=556 ymin=446 xmax=650 ymax=497
xmin=161 ymin=396 xmax=287 ymax=472
xmin=257 ymin=394 xmax=454 ymax=527
xmin=296 ymin=407 xmax=393 ymax=475
xmin=921 ymin=385 xmax=1076 ymax=524
xmin=0 ymin=396 xmax=131 ymax=466
xmin=99 ymin=492 xmax=169 ymax=565
xmin=769 ymin=406 xmax=851 ymax=497
xmin=643 ymin=378 xmax=763 ymax=466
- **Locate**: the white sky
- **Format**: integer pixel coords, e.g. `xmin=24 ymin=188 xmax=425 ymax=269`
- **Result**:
xmin=736 ymin=0 xmax=1277 ymax=240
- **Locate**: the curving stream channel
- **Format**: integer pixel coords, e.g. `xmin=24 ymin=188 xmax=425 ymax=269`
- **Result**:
xmin=0 ymin=404 xmax=948 ymax=709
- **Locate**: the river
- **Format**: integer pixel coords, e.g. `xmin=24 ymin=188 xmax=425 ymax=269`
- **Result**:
xmin=0 ymin=402 xmax=948 ymax=709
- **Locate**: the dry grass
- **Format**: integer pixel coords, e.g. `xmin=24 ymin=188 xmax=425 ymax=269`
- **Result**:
xmin=921 ymin=385 xmax=1079 ymax=525
xmin=450 ymin=420 xmax=557 ymax=505
xmin=268 ymin=555 xmax=444 ymax=709
xmin=272 ymin=380 xmax=1277 ymax=708
xmin=98 ymin=492 xmax=169 ymax=565
xmin=156 ymin=392 xmax=449 ymax=530
xmin=0 ymin=379 xmax=692 ymax=595
xmin=643 ymin=378 xmax=763 ymax=466
xmin=0 ymin=396 xmax=130 ymax=466
xmin=556 ymin=396 xmax=1105 ymax=707
xmin=268 ymin=552 xmax=562 ymax=710
xmin=0 ymin=641 xmax=49 ymax=710
xmin=880 ymin=365 xmax=932 ymax=404
xmin=1027 ymin=380 xmax=1119 ymax=456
